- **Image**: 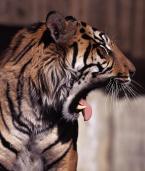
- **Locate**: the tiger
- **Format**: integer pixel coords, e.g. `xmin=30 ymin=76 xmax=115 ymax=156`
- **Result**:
xmin=0 ymin=11 xmax=135 ymax=171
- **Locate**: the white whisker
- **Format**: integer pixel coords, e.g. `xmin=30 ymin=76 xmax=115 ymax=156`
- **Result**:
xmin=105 ymin=80 xmax=112 ymax=113
xmin=131 ymin=80 xmax=144 ymax=90
xmin=125 ymin=85 xmax=139 ymax=105
xmin=121 ymin=84 xmax=131 ymax=104
xmin=111 ymin=81 xmax=116 ymax=109
xmin=114 ymin=81 xmax=119 ymax=108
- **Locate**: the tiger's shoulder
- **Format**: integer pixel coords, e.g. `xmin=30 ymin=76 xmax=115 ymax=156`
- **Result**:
xmin=0 ymin=22 xmax=50 ymax=67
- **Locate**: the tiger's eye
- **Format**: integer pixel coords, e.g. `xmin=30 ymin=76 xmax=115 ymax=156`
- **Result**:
xmin=97 ymin=46 xmax=107 ymax=58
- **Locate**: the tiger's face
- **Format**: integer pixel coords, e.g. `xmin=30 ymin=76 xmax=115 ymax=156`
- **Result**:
xmin=54 ymin=13 xmax=136 ymax=121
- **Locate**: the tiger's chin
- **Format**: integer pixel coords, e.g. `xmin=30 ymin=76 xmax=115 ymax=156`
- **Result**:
xmin=62 ymin=78 xmax=108 ymax=122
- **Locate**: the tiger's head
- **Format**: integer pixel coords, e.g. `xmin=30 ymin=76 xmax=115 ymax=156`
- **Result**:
xmin=2 ymin=11 xmax=135 ymax=123
xmin=44 ymin=11 xmax=135 ymax=121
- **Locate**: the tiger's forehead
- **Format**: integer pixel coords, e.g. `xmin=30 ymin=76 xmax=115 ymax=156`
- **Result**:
xmin=77 ymin=21 xmax=111 ymax=50
xmin=93 ymin=31 xmax=112 ymax=50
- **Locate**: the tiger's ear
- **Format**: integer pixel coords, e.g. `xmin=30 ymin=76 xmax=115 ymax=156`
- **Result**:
xmin=46 ymin=11 xmax=77 ymax=45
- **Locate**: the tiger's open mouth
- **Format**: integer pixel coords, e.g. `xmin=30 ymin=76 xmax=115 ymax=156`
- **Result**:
xmin=63 ymin=79 xmax=108 ymax=121
xmin=63 ymin=73 xmax=132 ymax=122
xmin=68 ymin=88 xmax=93 ymax=121
xmin=76 ymin=99 xmax=92 ymax=121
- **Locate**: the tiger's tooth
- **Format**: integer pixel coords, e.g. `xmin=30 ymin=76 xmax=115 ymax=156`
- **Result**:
xmin=77 ymin=104 xmax=86 ymax=110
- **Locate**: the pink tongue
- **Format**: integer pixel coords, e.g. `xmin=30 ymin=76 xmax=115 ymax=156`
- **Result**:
xmin=79 ymin=99 xmax=92 ymax=121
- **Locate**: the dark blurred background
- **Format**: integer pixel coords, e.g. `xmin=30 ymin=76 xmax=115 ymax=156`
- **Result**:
xmin=0 ymin=1 xmax=145 ymax=171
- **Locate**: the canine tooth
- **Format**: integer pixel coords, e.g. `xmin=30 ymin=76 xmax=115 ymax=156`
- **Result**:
xmin=77 ymin=105 xmax=86 ymax=110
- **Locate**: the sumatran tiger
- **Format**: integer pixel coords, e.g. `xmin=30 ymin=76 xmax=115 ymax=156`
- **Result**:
xmin=0 ymin=11 xmax=135 ymax=171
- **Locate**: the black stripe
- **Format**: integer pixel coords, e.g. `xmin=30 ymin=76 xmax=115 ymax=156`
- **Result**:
xmin=17 ymin=59 xmax=32 ymax=115
xmin=28 ymin=77 xmax=42 ymax=107
xmin=97 ymin=47 xmax=106 ymax=59
xmin=0 ymin=131 xmax=18 ymax=155
xmin=82 ymin=33 xmax=104 ymax=45
xmin=13 ymin=121 xmax=30 ymax=135
xmin=82 ymin=34 xmax=92 ymax=40
xmin=100 ymin=60 xmax=114 ymax=74
xmin=81 ymin=22 xmax=87 ymax=27
xmin=38 ymin=71 xmax=48 ymax=93
xmin=6 ymin=83 xmax=17 ymax=117
xmin=12 ymin=40 xmax=33 ymax=62
xmin=83 ymin=43 xmax=91 ymax=65
xmin=39 ymin=29 xmax=54 ymax=48
xmin=6 ymin=83 xmax=30 ymax=135
xmin=99 ymin=32 xmax=106 ymax=40
xmin=71 ymin=42 xmax=78 ymax=68
xmin=94 ymin=35 xmax=105 ymax=44
xmin=14 ymin=42 xmax=36 ymax=65
xmin=78 ymin=63 xmax=98 ymax=73
xmin=18 ymin=59 xmax=32 ymax=74
xmin=0 ymin=163 xmax=9 ymax=171
xmin=28 ymin=77 xmax=37 ymax=107
xmin=45 ymin=58 xmax=56 ymax=66
xmin=16 ymin=59 xmax=33 ymax=133
xmin=77 ymin=70 xmax=89 ymax=81
xmin=12 ymin=40 xmax=36 ymax=65
xmin=12 ymin=34 xmax=25 ymax=54
xmin=96 ymin=62 xmax=104 ymax=72
xmin=0 ymin=103 xmax=10 ymax=131
xmin=80 ymin=28 xmax=85 ymax=33
xmin=46 ymin=143 xmax=72 ymax=170
xmin=42 ymin=138 xmax=60 ymax=153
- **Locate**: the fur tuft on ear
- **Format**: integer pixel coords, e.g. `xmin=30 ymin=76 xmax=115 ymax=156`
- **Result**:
xmin=46 ymin=11 xmax=77 ymax=46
